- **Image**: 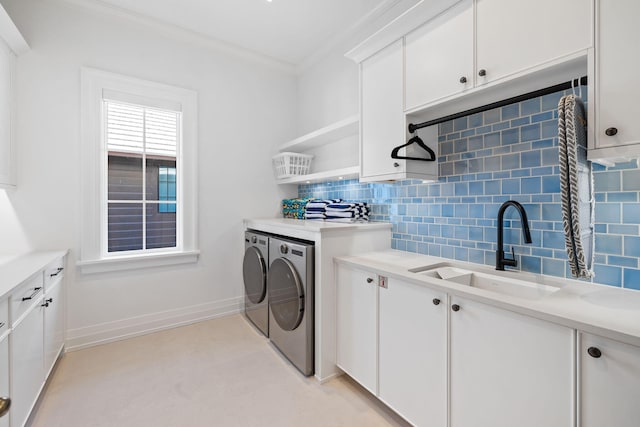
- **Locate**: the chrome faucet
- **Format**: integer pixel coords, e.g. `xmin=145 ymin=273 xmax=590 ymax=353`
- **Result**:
xmin=496 ymin=200 xmax=532 ymax=271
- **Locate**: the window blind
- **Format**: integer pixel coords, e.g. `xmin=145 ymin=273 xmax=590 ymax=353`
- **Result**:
xmin=105 ymin=101 xmax=178 ymax=158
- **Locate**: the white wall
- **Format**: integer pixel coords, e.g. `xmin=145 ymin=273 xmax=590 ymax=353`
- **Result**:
xmin=1 ymin=0 xmax=296 ymax=347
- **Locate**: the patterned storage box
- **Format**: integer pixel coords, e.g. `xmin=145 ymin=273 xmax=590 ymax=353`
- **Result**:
xmin=282 ymin=198 xmax=312 ymax=219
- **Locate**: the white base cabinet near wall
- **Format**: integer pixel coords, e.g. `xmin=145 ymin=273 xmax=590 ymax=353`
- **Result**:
xmin=336 ymin=265 xmax=447 ymax=426
xmin=580 ymin=332 xmax=640 ymax=427
xmin=336 ymin=266 xmax=377 ymax=394
xmin=378 ymin=277 xmax=447 ymax=427
xmin=11 ymin=295 xmax=45 ymax=427
xmin=0 ymin=334 xmax=9 ymax=427
xmin=450 ymin=296 xmax=574 ymax=427
xmin=44 ymin=271 xmax=65 ymax=377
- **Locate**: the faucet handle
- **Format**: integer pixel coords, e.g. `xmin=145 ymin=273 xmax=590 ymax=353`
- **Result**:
xmin=509 ymin=246 xmax=516 ymax=261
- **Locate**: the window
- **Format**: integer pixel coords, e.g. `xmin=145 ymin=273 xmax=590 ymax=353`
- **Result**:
xmin=105 ymin=101 xmax=179 ymax=252
xmin=80 ymin=68 xmax=198 ymax=273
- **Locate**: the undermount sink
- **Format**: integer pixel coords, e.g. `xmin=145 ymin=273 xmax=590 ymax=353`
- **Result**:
xmin=418 ymin=266 xmax=561 ymax=300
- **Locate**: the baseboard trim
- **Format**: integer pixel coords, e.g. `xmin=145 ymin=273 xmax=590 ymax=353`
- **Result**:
xmin=66 ymin=297 xmax=242 ymax=352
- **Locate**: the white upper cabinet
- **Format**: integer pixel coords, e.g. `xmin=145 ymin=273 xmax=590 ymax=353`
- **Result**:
xmin=405 ymin=0 xmax=474 ymax=111
xmin=475 ymin=0 xmax=591 ymax=85
xmin=580 ymin=332 xmax=640 ymax=427
xmin=0 ymin=38 xmax=14 ymax=188
xmin=0 ymin=4 xmax=28 ymax=189
xmin=403 ymin=0 xmax=591 ymax=111
xmin=590 ymin=0 xmax=640 ymax=160
xmin=450 ymin=296 xmax=574 ymax=427
xmin=361 ymin=39 xmax=405 ymax=182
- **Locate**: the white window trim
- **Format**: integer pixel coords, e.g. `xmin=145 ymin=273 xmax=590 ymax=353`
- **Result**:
xmin=79 ymin=67 xmax=199 ymax=274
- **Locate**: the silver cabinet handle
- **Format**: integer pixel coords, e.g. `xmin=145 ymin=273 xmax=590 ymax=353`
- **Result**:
xmin=22 ymin=287 xmax=42 ymax=301
xmin=0 ymin=322 xmax=4 ymax=328
xmin=50 ymin=267 xmax=64 ymax=277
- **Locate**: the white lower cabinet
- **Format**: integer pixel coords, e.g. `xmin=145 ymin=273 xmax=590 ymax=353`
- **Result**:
xmin=44 ymin=277 xmax=65 ymax=377
xmin=450 ymin=296 xmax=574 ymax=427
xmin=378 ymin=278 xmax=446 ymax=427
xmin=336 ymin=265 xmax=378 ymax=394
xmin=11 ymin=300 xmax=45 ymax=427
xmin=580 ymin=332 xmax=640 ymax=427
xmin=336 ymin=263 xmax=580 ymax=427
xmin=0 ymin=336 xmax=9 ymax=427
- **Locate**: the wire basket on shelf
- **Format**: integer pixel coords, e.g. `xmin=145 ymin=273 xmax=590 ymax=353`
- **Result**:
xmin=272 ymin=152 xmax=313 ymax=179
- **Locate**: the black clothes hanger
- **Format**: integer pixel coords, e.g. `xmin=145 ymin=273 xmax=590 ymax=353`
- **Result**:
xmin=390 ymin=132 xmax=436 ymax=162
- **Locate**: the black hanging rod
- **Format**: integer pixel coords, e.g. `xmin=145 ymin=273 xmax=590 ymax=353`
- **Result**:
xmin=407 ymin=76 xmax=588 ymax=134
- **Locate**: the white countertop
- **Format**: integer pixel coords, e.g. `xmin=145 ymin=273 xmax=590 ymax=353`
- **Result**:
xmin=0 ymin=250 xmax=68 ymax=299
xmin=336 ymin=250 xmax=640 ymax=347
xmin=244 ymin=218 xmax=392 ymax=240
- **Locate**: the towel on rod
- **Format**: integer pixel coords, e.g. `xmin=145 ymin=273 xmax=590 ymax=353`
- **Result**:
xmin=558 ymin=93 xmax=594 ymax=279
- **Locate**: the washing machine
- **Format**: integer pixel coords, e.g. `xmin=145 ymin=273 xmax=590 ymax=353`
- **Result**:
xmin=268 ymin=236 xmax=314 ymax=376
xmin=243 ymin=230 xmax=270 ymax=336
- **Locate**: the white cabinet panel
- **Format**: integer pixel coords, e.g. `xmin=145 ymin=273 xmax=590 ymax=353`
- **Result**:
xmin=450 ymin=297 xmax=573 ymax=427
xmin=580 ymin=332 xmax=640 ymax=427
xmin=0 ymin=337 xmax=8 ymax=427
xmin=336 ymin=265 xmax=378 ymax=394
xmin=360 ymin=39 xmax=405 ymax=181
xmin=44 ymin=278 xmax=65 ymax=377
xmin=11 ymin=302 xmax=44 ymax=427
xmin=594 ymin=0 xmax=640 ymax=151
xmin=378 ymin=278 xmax=447 ymax=427
xmin=0 ymin=38 xmax=13 ymax=187
xmin=476 ymin=0 xmax=590 ymax=85
xmin=405 ymin=0 xmax=473 ymax=110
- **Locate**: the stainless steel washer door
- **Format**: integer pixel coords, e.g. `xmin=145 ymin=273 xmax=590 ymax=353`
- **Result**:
xmin=268 ymin=258 xmax=304 ymax=331
xmin=243 ymin=246 xmax=267 ymax=304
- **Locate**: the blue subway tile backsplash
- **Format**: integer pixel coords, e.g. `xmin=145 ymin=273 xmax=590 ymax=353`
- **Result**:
xmin=298 ymin=86 xmax=640 ymax=290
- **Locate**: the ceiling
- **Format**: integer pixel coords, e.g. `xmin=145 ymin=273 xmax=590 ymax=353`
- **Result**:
xmin=87 ymin=0 xmax=395 ymax=66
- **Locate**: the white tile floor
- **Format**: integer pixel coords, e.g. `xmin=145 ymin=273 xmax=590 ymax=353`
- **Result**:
xmin=29 ymin=315 xmax=409 ymax=427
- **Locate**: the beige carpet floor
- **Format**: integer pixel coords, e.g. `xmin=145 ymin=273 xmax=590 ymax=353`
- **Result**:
xmin=29 ymin=314 xmax=409 ymax=427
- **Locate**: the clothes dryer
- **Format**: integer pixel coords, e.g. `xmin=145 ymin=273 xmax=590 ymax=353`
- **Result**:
xmin=243 ymin=230 xmax=269 ymax=336
xmin=268 ymin=236 xmax=314 ymax=376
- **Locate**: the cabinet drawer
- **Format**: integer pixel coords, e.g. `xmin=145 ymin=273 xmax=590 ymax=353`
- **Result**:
xmin=0 ymin=299 xmax=7 ymax=336
xmin=11 ymin=273 xmax=44 ymax=324
xmin=44 ymin=257 xmax=65 ymax=291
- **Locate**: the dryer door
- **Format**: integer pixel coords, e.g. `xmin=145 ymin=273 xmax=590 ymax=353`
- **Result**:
xmin=268 ymin=258 xmax=304 ymax=331
xmin=243 ymin=246 xmax=267 ymax=304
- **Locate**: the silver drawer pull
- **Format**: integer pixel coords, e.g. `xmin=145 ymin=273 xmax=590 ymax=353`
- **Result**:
xmin=22 ymin=287 xmax=42 ymax=301
xmin=50 ymin=267 xmax=64 ymax=277
xmin=0 ymin=323 xmax=4 ymax=328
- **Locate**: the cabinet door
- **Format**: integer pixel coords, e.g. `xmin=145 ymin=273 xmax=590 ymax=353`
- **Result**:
xmin=44 ymin=278 xmax=65 ymax=377
xmin=361 ymin=39 xmax=405 ymax=180
xmin=0 ymin=38 xmax=14 ymax=187
xmin=580 ymin=333 xmax=640 ymax=427
xmin=336 ymin=265 xmax=378 ymax=394
xmin=378 ymin=278 xmax=447 ymax=427
xmin=0 ymin=337 xmax=8 ymax=427
xmin=595 ymin=0 xmax=640 ymax=148
xmin=450 ymin=297 xmax=573 ymax=427
xmin=476 ymin=0 xmax=590 ymax=85
xmin=405 ymin=0 xmax=473 ymax=111
xmin=11 ymin=302 xmax=45 ymax=427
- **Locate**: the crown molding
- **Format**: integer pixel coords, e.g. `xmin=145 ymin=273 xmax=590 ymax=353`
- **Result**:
xmin=53 ymin=0 xmax=297 ymax=74
xmin=295 ymin=0 xmax=419 ymax=74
